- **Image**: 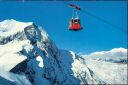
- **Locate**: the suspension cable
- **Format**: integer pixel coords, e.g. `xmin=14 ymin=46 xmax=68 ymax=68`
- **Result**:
xmin=81 ymin=9 xmax=127 ymax=34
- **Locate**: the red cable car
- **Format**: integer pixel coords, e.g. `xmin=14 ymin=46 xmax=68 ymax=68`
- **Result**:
xmin=68 ymin=4 xmax=83 ymax=31
xmin=69 ymin=18 xmax=82 ymax=31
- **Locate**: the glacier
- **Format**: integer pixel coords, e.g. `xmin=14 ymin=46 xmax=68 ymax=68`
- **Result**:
xmin=0 ymin=19 xmax=127 ymax=85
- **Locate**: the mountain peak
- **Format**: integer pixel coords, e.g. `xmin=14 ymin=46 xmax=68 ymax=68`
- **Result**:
xmin=0 ymin=19 xmax=33 ymax=37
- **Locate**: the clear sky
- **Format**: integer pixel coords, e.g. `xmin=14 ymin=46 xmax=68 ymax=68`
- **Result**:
xmin=0 ymin=1 xmax=127 ymax=54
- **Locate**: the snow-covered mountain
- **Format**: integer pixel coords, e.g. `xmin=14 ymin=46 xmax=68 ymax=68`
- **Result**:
xmin=80 ymin=48 xmax=127 ymax=84
xmin=81 ymin=48 xmax=127 ymax=63
xmin=0 ymin=19 xmax=127 ymax=85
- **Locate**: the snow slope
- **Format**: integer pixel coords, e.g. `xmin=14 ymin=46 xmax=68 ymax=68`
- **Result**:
xmin=0 ymin=19 xmax=126 ymax=85
xmin=81 ymin=48 xmax=127 ymax=84
xmin=83 ymin=59 xmax=127 ymax=84
xmin=0 ymin=40 xmax=28 ymax=71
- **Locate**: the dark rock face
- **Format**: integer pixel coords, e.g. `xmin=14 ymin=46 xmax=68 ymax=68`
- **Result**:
xmin=10 ymin=60 xmax=35 ymax=84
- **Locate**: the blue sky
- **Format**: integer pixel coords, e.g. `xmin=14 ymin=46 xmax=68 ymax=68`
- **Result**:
xmin=0 ymin=1 xmax=127 ymax=54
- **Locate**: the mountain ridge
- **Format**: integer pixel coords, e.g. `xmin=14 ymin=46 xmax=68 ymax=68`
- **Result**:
xmin=0 ymin=19 xmax=127 ymax=85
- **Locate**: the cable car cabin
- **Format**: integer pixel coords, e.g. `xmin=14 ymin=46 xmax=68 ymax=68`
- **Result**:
xmin=69 ymin=18 xmax=82 ymax=31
